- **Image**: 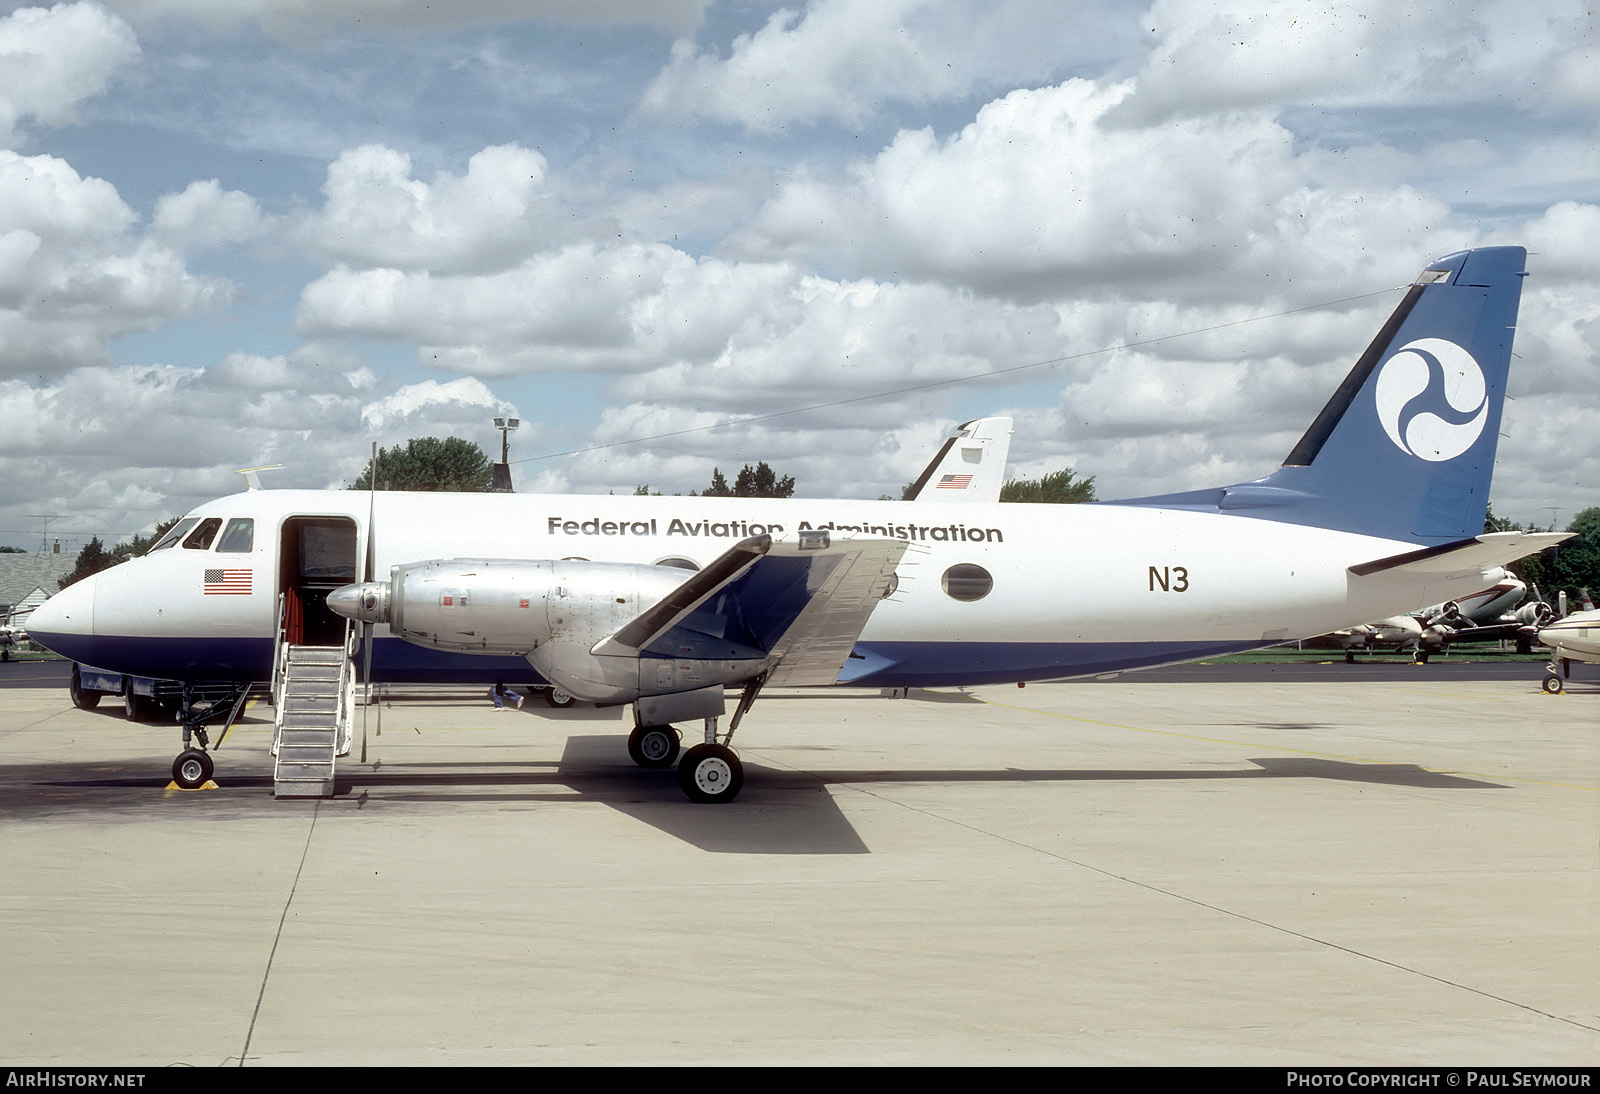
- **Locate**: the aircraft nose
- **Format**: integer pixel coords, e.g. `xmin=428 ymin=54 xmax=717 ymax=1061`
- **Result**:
xmin=26 ymin=572 xmax=97 ymax=664
xmin=328 ymin=581 xmax=390 ymax=625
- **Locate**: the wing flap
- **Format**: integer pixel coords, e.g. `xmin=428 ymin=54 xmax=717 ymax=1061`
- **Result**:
xmin=763 ymin=540 xmax=907 ymax=686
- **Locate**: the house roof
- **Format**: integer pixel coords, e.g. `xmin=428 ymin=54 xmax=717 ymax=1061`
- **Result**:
xmin=0 ymin=552 xmax=82 ymax=616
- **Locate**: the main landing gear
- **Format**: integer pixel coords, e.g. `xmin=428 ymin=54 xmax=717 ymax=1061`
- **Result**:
xmin=627 ymin=723 xmax=744 ymax=802
xmin=629 ymin=675 xmax=764 ymax=803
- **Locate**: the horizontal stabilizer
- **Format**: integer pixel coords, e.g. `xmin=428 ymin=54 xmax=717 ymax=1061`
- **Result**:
xmin=1349 ymin=532 xmax=1571 ymax=579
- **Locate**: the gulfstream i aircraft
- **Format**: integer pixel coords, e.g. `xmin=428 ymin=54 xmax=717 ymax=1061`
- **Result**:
xmin=28 ymin=246 xmax=1568 ymax=802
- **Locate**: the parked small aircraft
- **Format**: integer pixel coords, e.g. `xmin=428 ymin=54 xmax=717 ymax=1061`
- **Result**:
xmin=1309 ymin=568 xmax=1533 ymax=661
xmin=27 ymin=246 xmax=1567 ymax=801
xmin=1537 ymin=591 xmax=1599 ymax=693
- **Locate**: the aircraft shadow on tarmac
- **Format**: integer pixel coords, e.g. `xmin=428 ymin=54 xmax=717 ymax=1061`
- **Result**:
xmin=6 ymin=735 xmax=1505 ymax=855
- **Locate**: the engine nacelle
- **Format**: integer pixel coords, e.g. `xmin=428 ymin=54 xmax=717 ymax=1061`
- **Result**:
xmin=329 ymin=558 xmax=767 ymax=705
xmin=1515 ymin=601 xmax=1554 ymax=627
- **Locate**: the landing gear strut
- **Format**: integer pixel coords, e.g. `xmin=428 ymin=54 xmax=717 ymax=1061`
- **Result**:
xmin=631 ymin=674 xmax=766 ymax=803
xmin=674 ymin=674 xmax=765 ymax=804
xmin=1542 ymin=657 xmax=1570 ymax=695
xmin=168 ymin=682 xmax=253 ymax=790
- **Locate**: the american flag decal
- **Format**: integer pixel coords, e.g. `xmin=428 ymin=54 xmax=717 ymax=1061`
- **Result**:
xmin=937 ymin=474 xmax=974 ymax=489
xmin=203 ymin=569 xmax=252 ymax=595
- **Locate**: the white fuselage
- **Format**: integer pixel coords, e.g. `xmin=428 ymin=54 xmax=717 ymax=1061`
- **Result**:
xmin=29 ymin=487 xmax=1516 ymax=689
xmin=1539 ymin=610 xmax=1600 ymax=665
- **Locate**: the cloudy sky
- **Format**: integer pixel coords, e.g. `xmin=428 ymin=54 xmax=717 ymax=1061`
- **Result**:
xmin=0 ymin=0 xmax=1595 ymax=552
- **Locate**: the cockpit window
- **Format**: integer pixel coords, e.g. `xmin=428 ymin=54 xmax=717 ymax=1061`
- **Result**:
xmin=216 ymin=518 xmax=254 ymax=553
xmin=150 ymin=518 xmax=200 ymax=552
xmin=183 ymin=517 xmax=223 ymax=550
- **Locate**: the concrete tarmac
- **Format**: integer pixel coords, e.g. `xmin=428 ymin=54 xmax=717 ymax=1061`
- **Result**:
xmin=0 ymin=675 xmax=1595 ymax=1066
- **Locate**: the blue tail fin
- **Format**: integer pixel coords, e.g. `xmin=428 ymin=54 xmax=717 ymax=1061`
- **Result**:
xmin=1122 ymin=246 xmax=1527 ymax=544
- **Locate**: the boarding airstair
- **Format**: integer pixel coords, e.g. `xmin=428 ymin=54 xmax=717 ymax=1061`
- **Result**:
xmin=270 ymin=618 xmax=358 ymax=798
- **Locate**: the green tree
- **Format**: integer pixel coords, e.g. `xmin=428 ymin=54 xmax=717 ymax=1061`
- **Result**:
xmin=349 ymin=437 xmax=493 ymax=492
xmin=1550 ymin=507 xmax=1600 ymax=602
xmin=58 ymin=537 xmax=110 ymax=589
xmin=702 ymin=462 xmax=796 ymax=499
xmin=1496 ymin=505 xmax=1600 ymax=607
xmin=1000 ymin=467 xmax=1097 ymax=504
xmin=734 ymin=461 xmax=795 ymax=498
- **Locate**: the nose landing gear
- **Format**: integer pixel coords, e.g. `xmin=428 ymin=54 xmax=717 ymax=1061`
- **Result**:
xmin=167 ymin=682 xmax=254 ymax=790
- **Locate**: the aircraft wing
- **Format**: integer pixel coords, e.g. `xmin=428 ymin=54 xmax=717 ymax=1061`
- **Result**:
xmin=593 ymin=534 xmax=907 ymax=685
xmin=1349 ymin=532 xmax=1571 ymax=579
xmin=760 ymin=539 xmax=908 ymax=685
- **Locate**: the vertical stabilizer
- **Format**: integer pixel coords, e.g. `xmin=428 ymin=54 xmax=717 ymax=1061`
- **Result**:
xmin=1127 ymin=247 xmax=1527 ymax=545
xmin=905 ymin=416 xmax=1013 ymax=503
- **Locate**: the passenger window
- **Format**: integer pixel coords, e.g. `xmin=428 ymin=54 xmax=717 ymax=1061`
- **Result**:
xmin=183 ymin=518 xmax=223 ymax=550
xmin=941 ymin=563 xmax=993 ymax=602
xmin=216 ymin=518 xmax=254 ymax=553
xmin=150 ymin=518 xmax=200 ymax=551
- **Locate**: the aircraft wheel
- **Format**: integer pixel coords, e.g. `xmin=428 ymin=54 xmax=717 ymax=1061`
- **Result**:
xmin=172 ymin=749 xmax=214 ymax=789
xmin=1542 ymin=674 xmax=1564 ymax=695
xmin=544 ymin=686 xmax=576 ymax=708
xmin=1414 ymin=650 xmax=1430 ymax=665
xmin=628 ymin=724 xmax=680 ymax=768
xmin=678 ymin=743 xmax=743 ymax=804
xmin=1344 ymin=650 xmax=1355 ymax=664
xmin=69 ymin=667 xmax=100 ymax=711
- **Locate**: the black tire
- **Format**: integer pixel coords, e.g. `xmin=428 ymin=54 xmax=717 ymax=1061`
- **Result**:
xmin=70 ymin=667 xmax=101 ymax=711
xmin=677 ymin=743 xmax=743 ymax=804
xmin=1542 ymin=675 xmax=1564 ymax=695
xmin=628 ymin=724 xmax=680 ymax=768
xmin=544 ymin=686 xmax=576 ymax=708
xmin=124 ymin=681 xmax=159 ymax=722
xmin=172 ymin=749 xmax=214 ymax=789
xmin=1344 ymin=650 xmax=1355 ymax=664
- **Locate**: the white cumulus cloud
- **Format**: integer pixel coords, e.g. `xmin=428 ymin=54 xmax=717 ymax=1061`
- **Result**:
xmin=0 ymin=2 xmax=140 ymax=144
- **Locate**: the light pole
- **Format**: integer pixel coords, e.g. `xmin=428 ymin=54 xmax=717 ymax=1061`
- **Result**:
xmin=494 ymin=417 xmax=520 ymax=462
xmin=492 ymin=417 xmax=520 ymax=493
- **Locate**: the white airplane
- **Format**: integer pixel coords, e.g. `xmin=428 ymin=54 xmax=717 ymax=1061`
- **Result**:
xmin=904 ymin=416 xmax=1012 ymax=502
xmin=1537 ymin=591 xmax=1599 ymax=693
xmin=27 ymin=246 xmax=1569 ymax=802
xmin=1312 ymin=568 xmax=1532 ymax=661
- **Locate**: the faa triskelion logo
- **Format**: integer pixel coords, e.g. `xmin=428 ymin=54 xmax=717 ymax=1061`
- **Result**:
xmin=1373 ymin=337 xmax=1489 ymax=462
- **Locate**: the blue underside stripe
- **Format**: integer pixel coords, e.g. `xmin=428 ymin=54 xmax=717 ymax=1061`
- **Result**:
xmin=42 ymin=633 xmax=1268 ymax=688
